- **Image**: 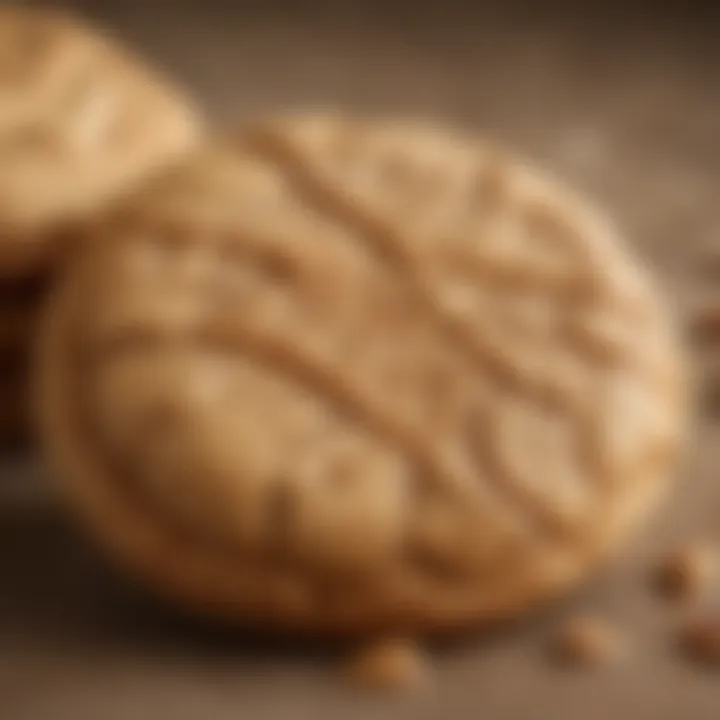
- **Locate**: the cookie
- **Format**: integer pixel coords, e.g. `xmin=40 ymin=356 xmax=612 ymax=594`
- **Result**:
xmin=0 ymin=7 xmax=201 ymax=441
xmin=37 ymin=113 xmax=686 ymax=635
xmin=0 ymin=7 xmax=201 ymax=277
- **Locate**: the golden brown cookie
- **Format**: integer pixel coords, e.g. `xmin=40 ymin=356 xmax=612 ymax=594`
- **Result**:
xmin=0 ymin=7 xmax=201 ymax=442
xmin=0 ymin=7 xmax=201 ymax=278
xmin=37 ymin=114 xmax=686 ymax=636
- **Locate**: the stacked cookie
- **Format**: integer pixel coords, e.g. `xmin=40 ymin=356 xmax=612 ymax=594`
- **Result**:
xmin=0 ymin=7 xmax=200 ymax=443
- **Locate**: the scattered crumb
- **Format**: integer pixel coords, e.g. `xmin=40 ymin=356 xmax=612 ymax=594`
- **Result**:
xmin=690 ymin=305 xmax=720 ymax=343
xmin=680 ymin=617 xmax=720 ymax=667
xmin=550 ymin=615 xmax=625 ymax=668
xmin=343 ymin=638 xmax=431 ymax=692
xmin=700 ymin=371 xmax=720 ymax=418
xmin=654 ymin=544 xmax=716 ymax=601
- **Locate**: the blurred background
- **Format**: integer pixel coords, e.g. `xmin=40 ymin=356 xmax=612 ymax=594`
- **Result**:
xmin=2 ymin=1 xmax=720 ymax=718
xmin=24 ymin=0 xmax=719 ymax=299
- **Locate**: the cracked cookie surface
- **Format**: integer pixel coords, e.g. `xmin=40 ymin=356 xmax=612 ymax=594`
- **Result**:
xmin=37 ymin=114 xmax=685 ymax=635
xmin=0 ymin=6 xmax=201 ymax=277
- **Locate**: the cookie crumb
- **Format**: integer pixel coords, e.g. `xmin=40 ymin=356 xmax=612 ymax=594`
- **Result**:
xmin=655 ymin=545 xmax=715 ymax=601
xmin=550 ymin=615 xmax=624 ymax=668
xmin=680 ymin=617 xmax=720 ymax=666
xmin=344 ymin=638 xmax=430 ymax=691
xmin=690 ymin=305 xmax=720 ymax=344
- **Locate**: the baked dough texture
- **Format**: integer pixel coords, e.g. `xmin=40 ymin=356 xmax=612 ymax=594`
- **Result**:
xmin=37 ymin=114 xmax=685 ymax=635
xmin=0 ymin=6 xmax=201 ymax=277
xmin=0 ymin=7 xmax=200 ymax=443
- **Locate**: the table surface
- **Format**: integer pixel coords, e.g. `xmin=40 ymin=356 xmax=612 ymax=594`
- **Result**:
xmin=2 ymin=2 xmax=720 ymax=718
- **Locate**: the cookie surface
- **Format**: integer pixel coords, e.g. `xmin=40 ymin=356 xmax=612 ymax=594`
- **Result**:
xmin=0 ymin=7 xmax=200 ymax=278
xmin=38 ymin=114 xmax=685 ymax=635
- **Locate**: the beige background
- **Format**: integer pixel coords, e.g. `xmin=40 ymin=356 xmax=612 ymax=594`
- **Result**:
xmin=2 ymin=2 xmax=720 ymax=718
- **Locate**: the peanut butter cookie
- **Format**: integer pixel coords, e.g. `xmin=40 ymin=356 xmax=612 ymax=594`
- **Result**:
xmin=37 ymin=114 xmax=685 ymax=635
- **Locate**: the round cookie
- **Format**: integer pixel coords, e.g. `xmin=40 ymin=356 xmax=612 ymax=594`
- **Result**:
xmin=0 ymin=7 xmax=201 ymax=441
xmin=0 ymin=7 xmax=201 ymax=277
xmin=37 ymin=114 xmax=686 ymax=636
